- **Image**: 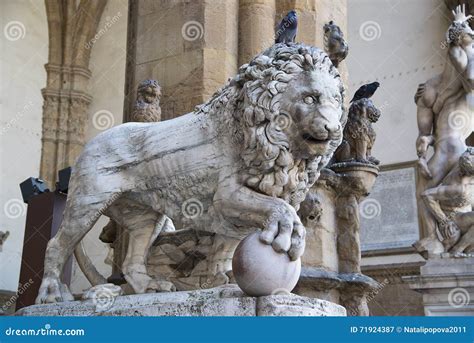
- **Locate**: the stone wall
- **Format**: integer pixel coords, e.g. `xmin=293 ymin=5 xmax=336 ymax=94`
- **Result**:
xmin=124 ymin=0 xmax=240 ymax=121
xmin=0 ymin=0 xmax=48 ymax=293
xmin=125 ymin=0 xmax=348 ymax=122
xmin=363 ymin=263 xmax=425 ymax=316
xmin=346 ymin=0 xmax=449 ymax=164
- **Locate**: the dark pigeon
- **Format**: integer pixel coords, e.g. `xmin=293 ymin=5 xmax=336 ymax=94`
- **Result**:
xmin=275 ymin=10 xmax=297 ymax=44
xmin=350 ymin=82 xmax=380 ymax=102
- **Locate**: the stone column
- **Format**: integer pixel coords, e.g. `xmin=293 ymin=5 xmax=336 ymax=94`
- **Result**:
xmin=238 ymin=0 xmax=275 ymax=66
xmin=275 ymin=0 xmax=348 ymax=84
xmin=39 ymin=0 xmax=108 ymax=186
xmin=124 ymin=0 xmax=239 ymax=122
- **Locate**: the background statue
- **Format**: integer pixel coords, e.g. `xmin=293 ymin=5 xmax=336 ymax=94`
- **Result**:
xmin=35 ymin=43 xmax=346 ymax=304
xmin=421 ymin=147 xmax=474 ymax=255
xmin=415 ymin=4 xmax=474 ymax=255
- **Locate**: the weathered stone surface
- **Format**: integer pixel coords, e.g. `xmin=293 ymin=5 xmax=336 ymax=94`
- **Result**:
xmin=18 ymin=285 xmax=345 ymax=317
xmin=404 ymin=257 xmax=474 ymax=315
xmin=257 ymin=294 xmax=346 ymax=316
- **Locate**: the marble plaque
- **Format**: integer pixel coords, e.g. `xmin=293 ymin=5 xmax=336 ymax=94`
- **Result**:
xmin=360 ymin=165 xmax=419 ymax=251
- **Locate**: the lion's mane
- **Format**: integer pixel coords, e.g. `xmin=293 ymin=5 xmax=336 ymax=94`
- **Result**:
xmin=197 ymin=43 xmax=345 ymax=209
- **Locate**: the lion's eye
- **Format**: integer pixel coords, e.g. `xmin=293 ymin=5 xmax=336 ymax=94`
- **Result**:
xmin=334 ymin=94 xmax=341 ymax=104
xmin=304 ymin=96 xmax=315 ymax=104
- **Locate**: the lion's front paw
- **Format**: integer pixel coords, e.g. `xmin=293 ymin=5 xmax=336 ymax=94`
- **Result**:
xmin=35 ymin=276 xmax=74 ymax=304
xmin=260 ymin=204 xmax=306 ymax=261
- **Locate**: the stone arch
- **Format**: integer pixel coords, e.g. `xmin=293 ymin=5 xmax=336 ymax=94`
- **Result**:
xmin=40 ymin=0 xmax=107 ymax=186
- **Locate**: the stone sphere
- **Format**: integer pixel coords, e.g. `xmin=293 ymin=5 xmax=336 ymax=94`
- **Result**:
xmin=232 ymin=231 xmax=301 ymax=297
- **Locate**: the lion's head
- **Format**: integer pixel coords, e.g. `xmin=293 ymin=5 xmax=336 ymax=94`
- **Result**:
xmin=137 ymin=79 xmax=161 ymax=104
xmin=349 ymin=98 xmax=380 ymax=123
xmin=197 ymin=43 xmax=345 ymax=209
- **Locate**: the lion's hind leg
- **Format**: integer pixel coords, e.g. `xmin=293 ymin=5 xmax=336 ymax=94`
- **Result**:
xmin=36 ymin=192 xmax=120 ymax=304
xmin=109 ymin=203 xmax=175 ymax=294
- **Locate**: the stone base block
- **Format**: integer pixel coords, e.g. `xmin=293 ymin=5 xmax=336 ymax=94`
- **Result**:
xmin=403 ymin=257 xmax=474 ymax=316
xmin=16 ymin=285 xmax=346 ymax=317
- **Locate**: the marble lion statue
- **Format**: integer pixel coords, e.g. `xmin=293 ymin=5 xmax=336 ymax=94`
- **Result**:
xmin=36 ymin=42 xmax=346 ymax=304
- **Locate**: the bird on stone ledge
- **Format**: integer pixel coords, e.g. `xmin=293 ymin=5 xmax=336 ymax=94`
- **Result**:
xmin=350 ymin=81 xmax=380 ymax=102
xmin=275 ymin=10 xmax=297 ymax=44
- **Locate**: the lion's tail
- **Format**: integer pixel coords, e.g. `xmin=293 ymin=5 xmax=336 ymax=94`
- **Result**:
xmin=74 ymin=240 xmax=108 ymax=286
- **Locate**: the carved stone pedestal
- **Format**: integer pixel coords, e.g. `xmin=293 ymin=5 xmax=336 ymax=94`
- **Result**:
xmin=16 ymin=285 xmax=345 ymax=317
xmin=404 ymin=257 xmax=474 ymax=316
xmin=296 ymin=162 xmax=380 ymax=316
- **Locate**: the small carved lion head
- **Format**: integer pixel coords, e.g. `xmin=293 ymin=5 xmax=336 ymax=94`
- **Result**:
xmin=137 ymin=79 xmax=161 ymax=104
xmin=349 ymin=98 xmax=380 ymax=123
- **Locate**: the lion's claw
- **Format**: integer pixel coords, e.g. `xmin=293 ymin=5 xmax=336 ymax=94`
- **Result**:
xmin=260 ymin=205 xmax=306 ymax=260
xmin=36 ymin=276 xmax=74 ymax=304
xmin=289 ymin=223 xmax=306 ymax=260
xmin=260 ymin=222 xmax=278 ymax=244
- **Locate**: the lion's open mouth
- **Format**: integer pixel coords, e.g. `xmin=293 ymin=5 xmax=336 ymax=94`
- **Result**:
xmin=302 ymin=133 xmax=331 ymax=145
